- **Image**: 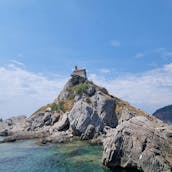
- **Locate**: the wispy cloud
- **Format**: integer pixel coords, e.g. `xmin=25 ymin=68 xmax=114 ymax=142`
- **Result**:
xmin=0 ymin=63 xmax=68 ymax=118
xmin=10 ymin=60 xmax=25 ymax=67
xmin=99 ymin=68 xmax=110 ymax=74
xmin=110 ymin=40 xmax=121 ymax=47
xmin=89 ymin=63 xmax=172 ymax=113
xmin=135 ymin=48 xmax=172 ymax=60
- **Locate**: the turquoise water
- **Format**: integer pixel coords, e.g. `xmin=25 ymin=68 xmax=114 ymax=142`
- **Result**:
xmin=0 ymin=137 xmax=138 ymax=172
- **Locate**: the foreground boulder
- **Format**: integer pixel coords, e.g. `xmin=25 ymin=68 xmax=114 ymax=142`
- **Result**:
xmin=102 ymin=116 xmax=172 ymax=172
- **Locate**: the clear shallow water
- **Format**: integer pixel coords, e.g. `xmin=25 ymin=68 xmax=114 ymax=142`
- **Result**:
xmin=0 ymin=137 xmax=137 ymax=172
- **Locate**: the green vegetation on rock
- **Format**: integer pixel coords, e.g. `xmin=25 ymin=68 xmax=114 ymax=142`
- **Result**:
xmin=51 ymin=101 xmax=66 ymax=113
xmin=73 ymin=83 xmax=89 ymax=95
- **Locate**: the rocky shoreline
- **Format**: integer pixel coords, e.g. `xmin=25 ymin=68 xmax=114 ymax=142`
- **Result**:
xmin=0 ymin=75 xmax=172 ymax=172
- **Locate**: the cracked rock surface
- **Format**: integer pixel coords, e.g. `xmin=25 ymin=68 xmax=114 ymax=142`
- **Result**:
xmin=102 ymin=116 xmax=172 ymax=172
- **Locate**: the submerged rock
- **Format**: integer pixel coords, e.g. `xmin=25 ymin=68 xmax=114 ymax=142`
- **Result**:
xmin=1 ymin=131 xmax=49 ymax=143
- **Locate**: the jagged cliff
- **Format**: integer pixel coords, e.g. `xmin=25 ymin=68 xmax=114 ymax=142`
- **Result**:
xmin=26 ymin=74 xmax=153 ymax=140
xmin=0 ymin=74 xmax=172 ymax=172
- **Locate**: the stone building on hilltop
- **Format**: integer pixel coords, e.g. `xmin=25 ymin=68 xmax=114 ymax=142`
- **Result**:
xmin=72 ymin=66 xmax=87 ymax=79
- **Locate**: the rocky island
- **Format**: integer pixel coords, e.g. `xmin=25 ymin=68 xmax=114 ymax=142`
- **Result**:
xmin=0 ymin=67 xmax=172 ymax=172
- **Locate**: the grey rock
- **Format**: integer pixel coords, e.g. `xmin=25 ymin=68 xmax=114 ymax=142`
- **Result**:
xmin=102 ymin=116 xmax=172 ymax=172
xmin=1 ymin=131 xmax=49 ymax=143
xmin=68 ymin=100 xmax=104 ymax=139
xmin=69 ymin=101 xmax=93 ymax=136
xmin=57 ymin=75 xmax=86 ymax=101
xmin=53 ymin=113 xmax=69 ymax=131
xmin=118 ymin=107 xmax=135 ymax=124
xmin=43 ymin=113 xmax=51 ymax=123
xmin=99 ymin=87 xmax=108 ymax=94
xmin=45 ymin=118 xmax=52 ymax=126
xmin=30 ymin=113 xmax=45 ymax=129
xmin=70 ymin=75 xmax=86 ymax=86
xmin=0 ymin=115 xmax=27 ymax=135
xmin=6 ymin=119 xmax=13 ymax=126
xmin=81 ymin=124 xmax=95 ymax=140
xmin=74 ymin=94 xmax=81 ymax=102
xmin=51 ymin=112 xmax=60 ymax=125
xmin=43 ymin=113 xmax=52 ymax=126
xmin=43 ymin=130 xmax=73 ymax=144
xmin=91 ymin=93 xmax=118 ymax=128
xmin=0 ymin=129 xmax=9 ymax=136
xmin=87 ymin=86 xmax=96 ymax=96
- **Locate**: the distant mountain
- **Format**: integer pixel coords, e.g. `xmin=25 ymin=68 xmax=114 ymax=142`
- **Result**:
xmin=153 ymin=105 xmax=172 ymax=124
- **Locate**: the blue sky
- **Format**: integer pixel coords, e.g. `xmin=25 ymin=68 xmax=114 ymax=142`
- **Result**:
xmin=0 ymin=0 xmax=172 ymax=117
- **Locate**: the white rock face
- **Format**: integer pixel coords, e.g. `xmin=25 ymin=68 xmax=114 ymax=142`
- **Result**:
xmin=68 ymin=100 xmax=104 ymax=138
xmin=91 ymin=92 xmax=118 ymax=127
xmin=68 ymin=94 xmax=119 ymax=140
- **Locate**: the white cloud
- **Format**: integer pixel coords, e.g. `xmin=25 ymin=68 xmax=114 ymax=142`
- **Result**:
xmin=164 ymin=63 xmax=172 ymax=72
xmin=99 ymin=68 xmax=110 ymax=74
xmin=89 ymin=63 xmax=172 ymax=113
xmin=0 ymin=64 xmax=68 ymax=118
xmin=111 ymin=40 xmax=120 ymax=47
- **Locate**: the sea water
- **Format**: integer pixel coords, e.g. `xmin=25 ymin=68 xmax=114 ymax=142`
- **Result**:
xmin=0 ymin=137 xmax=138 ymax=172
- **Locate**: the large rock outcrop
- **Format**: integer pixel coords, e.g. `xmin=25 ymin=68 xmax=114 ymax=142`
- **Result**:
xmin=26 ymin=75 xmax=119 ymax=140
xmin=69 ymin=100 xmax=104 ymax=139
xmin=102 ymin=116 xmax=172 ymax=172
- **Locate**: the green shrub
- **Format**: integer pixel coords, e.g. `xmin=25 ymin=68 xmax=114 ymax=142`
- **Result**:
xmin=58 ymin=101 xmax=66 ymax=113
xmin=51 ymin=101 xmax=66 ymax=113
xmin=51 ymin=103 xmax=59 ymax=112
xmin=73 ymin=83 xmax=88 ymax=95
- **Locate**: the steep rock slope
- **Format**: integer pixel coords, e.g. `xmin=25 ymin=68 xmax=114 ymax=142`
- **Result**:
xmin=26 ymin=75 xmax=151 ymax=140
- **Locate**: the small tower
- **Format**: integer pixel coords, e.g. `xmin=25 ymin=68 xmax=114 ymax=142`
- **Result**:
xmin=72 ymin=66 xmax=87 ymax=79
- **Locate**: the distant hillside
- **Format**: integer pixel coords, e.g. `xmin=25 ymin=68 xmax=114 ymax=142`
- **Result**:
xmin=153 ymin=105 xmax=172 ymax=124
